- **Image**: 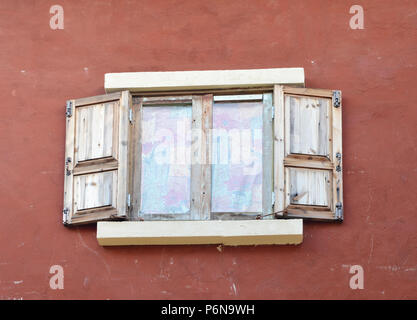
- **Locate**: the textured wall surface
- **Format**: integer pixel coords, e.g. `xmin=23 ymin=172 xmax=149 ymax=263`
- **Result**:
xmin=0 ymin=0 xmax=416 ymax=299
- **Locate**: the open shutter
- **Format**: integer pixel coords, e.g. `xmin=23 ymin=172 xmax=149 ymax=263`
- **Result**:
xmin=63 ymin=91 xmax=132 ymax=225
xmin=274 ymin=86 xmax=343 ymax=221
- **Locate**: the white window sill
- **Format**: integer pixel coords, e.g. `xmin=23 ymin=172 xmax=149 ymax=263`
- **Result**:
xmin=104 ymin=68 xmax=305 ymax=93
xmin=97 ymin=219 xmax=303 ymax=246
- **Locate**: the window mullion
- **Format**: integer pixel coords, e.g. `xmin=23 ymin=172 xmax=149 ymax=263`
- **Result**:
xmin=190 ymin=95 xmax=212 ymax=220
xmin=262 ymin=93 xmax=274 ymax=219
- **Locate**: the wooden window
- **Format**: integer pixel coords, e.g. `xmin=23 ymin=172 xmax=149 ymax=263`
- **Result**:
xmin=63 ymin=85 xmax=342 ymax=225
xmin=211 ymin=94 xmax=273 ymax=220
xmin=130 ymin=95 xmax=212 ymax=221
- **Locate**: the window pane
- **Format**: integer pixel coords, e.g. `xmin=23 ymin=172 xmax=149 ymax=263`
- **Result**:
xmin=140 ymin=106 xmax=192 ymax=214
xmin=212 ymin=101 xmax=263 ymax=212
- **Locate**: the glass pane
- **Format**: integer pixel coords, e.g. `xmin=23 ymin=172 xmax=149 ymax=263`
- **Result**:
xmin=140 ymin=106 xmax=192 ymax=214
xmin=212 ymin=101 xmax=263 ymax=212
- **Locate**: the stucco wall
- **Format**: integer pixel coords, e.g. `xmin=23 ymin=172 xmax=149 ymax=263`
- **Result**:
xmin=0 ymin=0 xmax=416 ymax=299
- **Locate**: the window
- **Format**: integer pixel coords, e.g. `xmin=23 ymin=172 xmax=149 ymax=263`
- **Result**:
xmin=63 ymin=73 xmax=342 ymax=226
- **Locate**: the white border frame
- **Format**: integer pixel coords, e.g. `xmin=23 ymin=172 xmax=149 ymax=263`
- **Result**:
xmin=97 ymin=68 xmax=306 ymax=246
xmin=105 ymin=68 xmax=305 ymax=93
xmin=97 ymin=220 xmax=303 ymax=246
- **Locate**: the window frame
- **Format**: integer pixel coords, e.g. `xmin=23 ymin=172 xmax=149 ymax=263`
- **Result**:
xmin=130 ymin=94 xmax=212 ymax=221
xmin=126 ymin=85 xmax=342 ymax=223
xmin=129 ymin=92 xmax=275 ymax=222
xmin=62 ymin=68 xmax=348 ymax=245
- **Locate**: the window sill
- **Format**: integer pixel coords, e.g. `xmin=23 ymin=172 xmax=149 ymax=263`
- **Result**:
xmin=97 ymin=219 xmax=303 ymax=246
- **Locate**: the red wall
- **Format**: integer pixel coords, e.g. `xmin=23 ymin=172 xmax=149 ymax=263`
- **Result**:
xmin=0 ymin=0 xmax=416 ymax=299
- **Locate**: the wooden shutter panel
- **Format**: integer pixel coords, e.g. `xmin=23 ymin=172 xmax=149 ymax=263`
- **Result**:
xmin=63 ymin=91 xmax=132 ymax=225
xmin=274 ymin=86 xmax=343 ymax=221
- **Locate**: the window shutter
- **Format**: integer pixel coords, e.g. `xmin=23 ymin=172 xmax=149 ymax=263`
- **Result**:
xmin=63 ymin=91 xmax=132 ymax=225
xmin=274 ymin=86 xmax=343 ymax=221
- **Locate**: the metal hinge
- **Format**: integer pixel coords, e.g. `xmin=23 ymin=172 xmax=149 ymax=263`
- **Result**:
xmin=332 ymin=91 xmax=341 ymax=108
xmin=271 ymin=106 xmax=275 ymax=119
xmin=129 ymin=108 xmax=133 ymax=124
xmin=335 ymin=202 xmax=343 ymax=221
xmin=63 ymin=208 xmax=69 ymax=225
xmin=66 ymin=101 xmax=72 ymax=117
xmin=65 ymin=157 xmax=72 ymax=176
xmin=127 ymin=193 xmax=131 ymax=209
xmin=335 ymin=152 xmax=342 ymax=172
xmin=271 ymin=192 xmax=275 ymax=207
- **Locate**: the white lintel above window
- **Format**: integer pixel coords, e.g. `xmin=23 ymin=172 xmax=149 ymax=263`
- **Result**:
xmin=104 ymin=68 xmax=305 ymax=93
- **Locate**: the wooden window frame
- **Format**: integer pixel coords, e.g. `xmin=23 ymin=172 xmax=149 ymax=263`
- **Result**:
xmin=130 ymin=95 xmax=212 ymax=221
xmin=64 ymin=86 xmax=342 ymax=226
xmin=210 ymin=92 xmax=273 ymax=221
xmin=127 ymin=84 xmax=342 ymax=223
xmin=129 ymin=92 xmax=274 ymax=222
xmin=61 ymin=67 xmax=349 ymax=245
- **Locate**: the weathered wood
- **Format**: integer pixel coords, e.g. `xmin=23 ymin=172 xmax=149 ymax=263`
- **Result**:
xmin=283 ymin=157 xmax=333 ymax=170
xmin=73 ymin=92 xmax=121 ymax=107
xmin=131 ymin=98 xmax=142 ymax=220
xmin=70 ymin=209 xmax=121 ymax=225
xmin=285 ymin=206 xmax=336 ymax=221
xmin=286 ymin=95 xmax=330 ymax=157
xmin=332 ymin=90 xmax=343 ymax=219
xmin=273 ymin=85 xmax=285 ymax=216
xmin=75 ymin=102 xmax=116 ymax=163
xmin=116 ymin=91 xmax=131 ymax=218
xmin=286 ymin=167 xmax=331 ymax=207
xmin=275 ymin=85 xmax=342 ymax=221
xmin=212 ymin=212 xmax=260 ymax=220
xmin=73 ymin=159 xmax=118 ymax=175
xmin=63 ymin=99 xmax=75 ymax=224
xmin=262 ymin=93 xmax=273 ymax=218
xmin=74 ymin=171 xmax=117 ymax=211
xmin=282 ymin=87 xmax=333 ymax=98
xmin=142 ymin=95 xmax=193 ymax=105
xmin=201 ymin=95 xmax=213 ymax=219
xmin=63 ymin=91 xmax=131 ymax=225
xmin=133 ymin=87 xmax=275 ymax=97
xmin=191 ymin=95 xmax=212 ymax=220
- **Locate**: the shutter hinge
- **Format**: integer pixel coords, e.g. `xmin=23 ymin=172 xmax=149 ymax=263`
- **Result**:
xmin=335 ymin=202 xmax=343 ymax=221
xmin=63 ymin=208 xmax=69 ymax=225
xmin=271 ymin=192 xmax=275 ymax=207
xmin=65 ymin=157 xmax=72 ymax=176
xmin=66 ymin=101 xmax=73 ymax=117
xmin=127 ymin=193 xmax=131 ymax=209
xmin=335 ymin=152 xmax=342 ymax=172
xmin=129 ymin=108 xmax=133 ymax=124
xmin=332 ymin=91 xmax=341 ymax=108
xmin=271 ymin=106 xmax=275 ymax=119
